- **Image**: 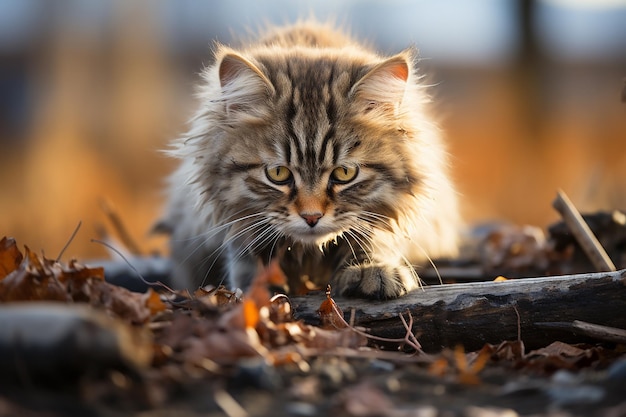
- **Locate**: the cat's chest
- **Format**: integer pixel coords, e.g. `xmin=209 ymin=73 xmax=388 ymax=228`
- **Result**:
xmin=276 ymin=240 xmax=348 ymax=292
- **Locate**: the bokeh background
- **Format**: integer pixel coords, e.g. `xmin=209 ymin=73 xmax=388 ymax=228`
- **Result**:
xmin=1 ymin=0 xmax=625 ymax=260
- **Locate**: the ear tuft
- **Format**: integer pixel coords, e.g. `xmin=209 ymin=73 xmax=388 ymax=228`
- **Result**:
xmin=351 ymin=54 xmax=411 ymax=112
xmin=219 ymin=53 xmax=271 ymax=89
xmin=217 ymin=52 xmax=274 ymax=119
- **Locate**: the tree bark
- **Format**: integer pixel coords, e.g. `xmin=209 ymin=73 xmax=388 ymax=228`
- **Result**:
xmin=290 ymin=270 xmax=626 ymax=352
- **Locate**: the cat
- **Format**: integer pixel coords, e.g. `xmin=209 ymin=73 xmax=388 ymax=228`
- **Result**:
xmin=158 ymin=21 xmax=461 ymax=300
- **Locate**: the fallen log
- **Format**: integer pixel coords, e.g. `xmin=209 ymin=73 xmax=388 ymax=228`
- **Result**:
xmin=0 ymin=303 xmax=153 ymax=384
xmin=290 ymin=269 xmax=626 ymax=352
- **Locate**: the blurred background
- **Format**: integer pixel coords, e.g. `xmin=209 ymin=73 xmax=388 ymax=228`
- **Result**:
xmin=0 ymin=0 xmax=625 ymax=260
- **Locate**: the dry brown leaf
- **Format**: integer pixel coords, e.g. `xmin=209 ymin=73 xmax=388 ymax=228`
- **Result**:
xmin=193 ymin=285 xmax=239 ymax=307
xmin=457 ymin=345 xmax=492 ymax=385
xmin=0 ymin=237 xmax=23 ymax=280
xmin=524 ymin=341 xmax=602 ymax=373
xmin=157 ymin=308 xmax=262 ymax=366
xmin=0 ymin=238 xmax=156 ymax=323
xmin=318 ymin=285 xmax=347 ymax=329
xmin=428 ymin=357 xmax=449 ymax=377
xmin=243 ymin=299 xmax=260 ymax=329
xmin=528 ymin=341 xmax=588 ymax=358
xmin=481 ymin=225 xmax=548 ymax=273
xmin=0 ymin=247 xmax=69 ymax=302
xmin=484 ymin=340 xmax=526 ymax=362
xmin=144 ymin=287 xmax=167 ymax=315
xmin=88 ymin=280 xmax=155 ymax=323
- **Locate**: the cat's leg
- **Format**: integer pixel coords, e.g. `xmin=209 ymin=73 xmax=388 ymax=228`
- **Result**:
xmin=166 ymin=214 xmax=227 ymax=290
xmin=330 ymin=235 xmax=419 ymax=300
xmin=225 ymin=239 xmax=259 ymax=291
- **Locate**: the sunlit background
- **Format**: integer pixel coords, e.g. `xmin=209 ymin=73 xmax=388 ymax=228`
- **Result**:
xmin=1 ymin=0 xmax=625 ymax=260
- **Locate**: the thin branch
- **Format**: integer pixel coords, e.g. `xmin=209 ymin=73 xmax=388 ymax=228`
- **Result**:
xmin=214 ymin=389 xmax=249 ymax=417
xmin=553 ymin=190 xmax=616 ymax=272
xmin=513 ymin=306 xmax=521 ymax=342
xmin=55 ymin=221 xmax=82 ymax=263
xmin=99 ymin=199 xmax=143 ymax=256
xmin=328 ymin=296 xmax=422 ymax=352
xmin=91 ymin=239 xmax=176 ymax=294
xmin=535 ymin=320 xmax=626 ymax=344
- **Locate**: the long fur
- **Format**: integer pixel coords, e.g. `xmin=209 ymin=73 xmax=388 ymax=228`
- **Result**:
xmin=160 ymin=21 xmax=461 ymax=299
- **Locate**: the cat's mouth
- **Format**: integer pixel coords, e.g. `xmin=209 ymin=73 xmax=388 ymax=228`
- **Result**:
xmin=286 ymin=227 xmax=341 ymax=246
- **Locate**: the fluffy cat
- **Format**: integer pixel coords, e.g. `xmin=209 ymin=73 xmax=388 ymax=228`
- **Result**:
xmin=159 ymin=22 xmax=460 ymax=299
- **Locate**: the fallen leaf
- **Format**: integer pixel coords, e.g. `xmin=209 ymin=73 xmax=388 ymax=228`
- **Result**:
xmin=243 ymin=299 xmax=260 ymax=329
xmin=0 ymin=251 xmax=69 ymax=302
xmin=525 ymin=341 xmax=601 ymax=373
xmin=0 ymin=237 xmax=22 ymax=280
xmin=428 ymin=357 xmax=449 ymax=377
xmin=144 ymin=288 xmax=167 ymax=315
xmin=484 ymin=340 xmax=526 ymax=362
xmin=318 ymin=285 xmax=347 ymax=329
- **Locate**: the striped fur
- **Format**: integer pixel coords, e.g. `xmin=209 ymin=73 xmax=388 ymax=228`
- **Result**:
xmin=161 ymin=22 xmax=460 ymax=299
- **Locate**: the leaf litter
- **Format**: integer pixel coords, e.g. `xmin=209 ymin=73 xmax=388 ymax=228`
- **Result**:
xmin=0 ymin=235 xmax=625 ymax=416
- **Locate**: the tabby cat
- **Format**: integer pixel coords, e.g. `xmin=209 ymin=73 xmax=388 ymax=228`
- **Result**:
xmin=159 ymin=22 xmax=460 ymax=299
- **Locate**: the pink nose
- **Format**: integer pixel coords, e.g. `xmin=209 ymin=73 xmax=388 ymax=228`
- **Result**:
xmin=300 ymin=212 xmax=323 ymax=227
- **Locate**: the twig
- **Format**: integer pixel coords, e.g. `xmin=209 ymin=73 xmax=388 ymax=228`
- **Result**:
xmin=55 ymin=221 xmax=82 ymax=263
xmin=214 ymin=389 xmax=249 ymax=417
xmin=329 ymin=298 xmax=422 ymax=352
xmin=552 ymin=190 xmax=616 ymax=272
xmin=99 ymin=199 xmax=143 ymax=256
xmin=398 ymin=311 xmax=422 ymax=350
xmin=513 ymin=306 xmax=521 ymax=342
xmin=91 ymin=239 xmax=176 ymax=294
xmin=535 ymin=320 xmax=626 ymax=344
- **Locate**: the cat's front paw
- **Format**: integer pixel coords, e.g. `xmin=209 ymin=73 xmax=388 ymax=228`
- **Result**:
xmin=333 ymin=264 xmax=418 ymax=300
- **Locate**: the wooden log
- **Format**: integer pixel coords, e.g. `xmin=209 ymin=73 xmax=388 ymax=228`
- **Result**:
xmin=290 ymin=270 xmax=626 ymax=352
xmin=0 ymin=303 xmax=153 ymax=384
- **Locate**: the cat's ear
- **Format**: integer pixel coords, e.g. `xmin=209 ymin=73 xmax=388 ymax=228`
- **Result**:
xmin=217 ymin=51 xmax=275 ymax=118
xmin=350 ymin=53 xmax=410 ymax=113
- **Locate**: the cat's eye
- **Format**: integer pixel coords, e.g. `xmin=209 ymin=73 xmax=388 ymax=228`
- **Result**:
xmin=331 ymin=166 xmax=358 ymax=184
xmin=266 ymin=166 xmax=292 ymax=184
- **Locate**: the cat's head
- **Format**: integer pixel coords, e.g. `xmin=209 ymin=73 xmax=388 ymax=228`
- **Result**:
xmin=186 ymin=46 xmax=432 ymax=249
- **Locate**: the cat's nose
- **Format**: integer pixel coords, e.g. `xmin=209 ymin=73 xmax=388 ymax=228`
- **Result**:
xmin=300 ymin=212 xmax=323 ymax=227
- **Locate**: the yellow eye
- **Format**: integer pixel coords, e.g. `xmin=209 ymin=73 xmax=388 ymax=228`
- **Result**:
xmin=331 ymin=166 xmax=358 ymax=184
xmin=266 ymin=166 xmax=292 ymax=184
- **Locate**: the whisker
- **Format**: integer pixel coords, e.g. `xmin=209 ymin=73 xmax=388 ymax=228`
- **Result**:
xmin=237 ymin=224 xmax=277 ymax=259
xmin=364 ymin=211 xmax=441 ymax=286
xmin=198 ymin=218 xmax=271 ymax=287
xmin=343 ymin=223 xmax=375 ymax=265
xmin=211 ymin=223 xmax=281 ymax=289
xmin=360 ymin=211 xmax=395 ymax=230
xmin=409 ymin=240 xmax=442 ymax=286
xmin=174 ymin=210 xmax=266 ymax=243
xmin=176 ymin=212 xmax=266 ymax=267
xmin=266 ymin=230 xmax=284 ymax=263
xmin=341 ymin=231 xmax=360 ymax=264
xmin=352 ymin=215 xmax=423 ymax=289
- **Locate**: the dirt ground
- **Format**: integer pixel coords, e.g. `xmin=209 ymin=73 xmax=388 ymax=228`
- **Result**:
xmin=2 ymin=350 xmax=626 ymax=417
